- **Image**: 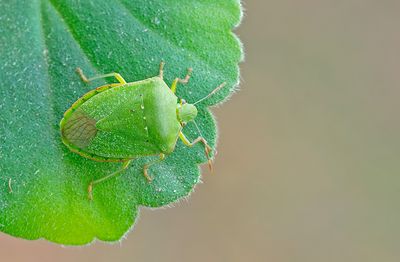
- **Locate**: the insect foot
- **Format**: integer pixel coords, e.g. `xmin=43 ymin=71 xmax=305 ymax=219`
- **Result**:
xmin=143 ymin=165 xmax=154 ymax=182
xmin=204 ymin=144 xmax=213 ymax=172
xmin=88 ymin=182 xmax=94 ymax=201
xmin=8 ymin=178 xmax=13 ymax=193
xmin=76 ymin=68 xmax=90 ymax=83
xmin=142 ymin=154 xmax=165 ymax=182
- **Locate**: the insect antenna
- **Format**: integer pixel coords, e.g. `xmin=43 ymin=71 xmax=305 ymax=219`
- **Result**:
xmin=192 ymin=120 xmax=205 ymax=141
xmin=193 ymin=82 xmax=227 ymax=105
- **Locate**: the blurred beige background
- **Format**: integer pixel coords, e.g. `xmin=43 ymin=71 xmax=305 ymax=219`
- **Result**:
xmin=2 ymin=0 xmax=400 ymax=261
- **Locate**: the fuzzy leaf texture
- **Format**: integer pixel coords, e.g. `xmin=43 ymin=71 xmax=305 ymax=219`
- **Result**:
xmin=0 ymin=0 xmax=242 ymax=245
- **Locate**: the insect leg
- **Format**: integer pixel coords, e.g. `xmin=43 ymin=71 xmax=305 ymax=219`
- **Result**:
xmin=159 ymin=61 xmax=165 ymax=79
xmin=143 ymin=154 xmax=165 ymax=182
xmin=170 ymin=67 xmax=193 ymax=93
xmin=88 ymin=160 xmax=132 ymax=200
xmin=76 ymin=68 xmax=127 ymax=84
xmin=8 ymin=178 xmax=12 ymax=193
xmin=179 ymin=131 xmax=213 ymax=171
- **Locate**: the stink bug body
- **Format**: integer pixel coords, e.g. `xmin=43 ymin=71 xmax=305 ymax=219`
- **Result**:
xmin=60 ymin=62 xmax=225 ymax=199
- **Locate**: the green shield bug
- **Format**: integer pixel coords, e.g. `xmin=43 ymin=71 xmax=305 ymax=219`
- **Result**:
xmin=60 ymin=62 xmax=226 ymax=200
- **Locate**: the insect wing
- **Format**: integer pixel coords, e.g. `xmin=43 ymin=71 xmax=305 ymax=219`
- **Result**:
xmin=61 ymin=109 xmax=97 ymax=149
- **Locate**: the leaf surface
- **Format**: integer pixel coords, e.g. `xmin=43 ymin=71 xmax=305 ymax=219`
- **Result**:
xmin=0 ymin=0 xmax=242 ymax=244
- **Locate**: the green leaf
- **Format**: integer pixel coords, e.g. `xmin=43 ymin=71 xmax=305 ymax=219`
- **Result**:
xmin=0 ymin=0 xmax=242 ymax=245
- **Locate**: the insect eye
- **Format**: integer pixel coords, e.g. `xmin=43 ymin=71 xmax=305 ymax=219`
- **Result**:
xmin=181 ymin=99 xmax=187 ymax=105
